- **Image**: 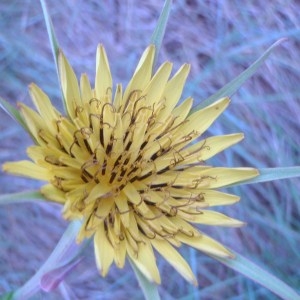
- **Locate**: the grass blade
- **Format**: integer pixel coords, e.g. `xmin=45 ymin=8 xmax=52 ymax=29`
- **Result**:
xmin=0 ymin=97 xmax=27 ymax=130
xmin=40 ymin=0 xmax=60 ymax=74
xmin=210 ymin=250 xmax=300 ymax=300
xmin=39 ymin=0 xmax=66 ymax=112
xmin=129 ymin=258 xmax=161 ymax=300
xmin=190 ymin=38 xmax=287 ymax=113
xmin=0 ymin=190 xmax=44 ymax=205
xmin=150 ymin=0 xmax=172 ymax=67
xmin=227 ymin=167 xmax=300 ymax=187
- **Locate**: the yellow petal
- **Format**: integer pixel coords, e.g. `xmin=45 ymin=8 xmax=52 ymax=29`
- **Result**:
xmin=146 ymin=167 xmax=258 ymax=189
xmin=141 ymin=98 xmax=193 ymax=160
xmin=178 ymin=209 xmax=245 ymax=227
xmin=157 ymin=64 xmax=191 ymax=122
xmin=141 ymin=62 xmax=173 ymax=106
xmin=171 ymin=96 xmax=193 ymax=127
xmin=80 ymin=73 xmax=93 ymax=104
xmin=106 ymin=220 xmax=121 ymax=248
xmin=115 ymin=192 xmax=130 ymax=227
xmin=151 ymin=238 xmax=197 ymax=285
xmin=77 ymin=73 xmax=91 ymax=124
xmin=94 ymin=198 xmax=115 ymax=220
xmin=122 ymin=182 xmax=142 ymax=205
xmin=75 ymin=217 xmax=95 ymax=242
xmin=3 ymin=160 xmax=50 ymax=181
xmin=124 ymin=227 xmax=139 ymax=254
xmin=173 ymin=97 xmax=230 ymax=141
xmin=48 ymin=166 xmax=81 ymax=179
xmin=26 ymin=146 xmax=45 ymax=163
xmin=113 ymin=83 xmax=123 ymax=110
xmin=55 ymin=117 xmax=90 ymax=161
xmin=135 ymin=215 xmax=156 ymax=239
xmin=170 ymin=216 xmax=201 ymax=237
xmin=122 ymin=45 xmax=155 ymax=106
xmin=127 ymin=239 xmax=161 ymax=284
xmin=142 ymin=166 xmax=209 ymax=187
xmin=127 ymin=210 xmax=142 ymax=242
xmin=18 ymin=103 xmax=49 ymax=145
xmin=95 ymin=45 xmax=113 ymax=102
xmin=178 ymin=232 xmax=234 ymax=258
xmin=196 ymin=167 xmax=259 ymax=188
xmin=84 ymin=184 xmax=113 ymax=204
xmin=26 ymin=146 xmax=80 ymax=171
xmin=167 ymin=189 xmax=239 ymax=206
xmin=137 ymin=207 xmax=178 ymax=236
xmin=41 ymin=184 xmax=66 ymax=203
xmin=114 ymin=238 xmax=127 ymax=268
xmin=94 ymin=222 xmax=114 ymax=277
xmin=65 ymin=182 xmax=94 ymax=212
xmin=180 ymin=133 xmax=244 ymax=164
xmin=29 ymin=145 xmax=81 ymax=169
xmin=58 ymin=51 xmax=81 ymax=119
xmin=29 ymin=83 xmax=59 ymax=131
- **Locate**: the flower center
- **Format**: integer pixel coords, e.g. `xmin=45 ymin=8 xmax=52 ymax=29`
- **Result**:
xmin=75 ymin=91 xmax=167 ymax=193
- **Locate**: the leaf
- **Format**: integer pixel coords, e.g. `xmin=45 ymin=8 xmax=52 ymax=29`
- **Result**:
xmin=129 ymin=257 xmax=161 ymax=300
xmin=40 ymin=0 xmax=60 ymax=73
xmin=39 ymin=0 xmax=66 ymax=112
xmin=210 ymin=250 xmax=300 ymax=300
xmin=0 ymin=97 xmax=27 ymax=130
xmin=0 ymin=190 xmax=45 ymax=206
xmin=227 ymin=167 xmax=300 ymax=187
xmin=150 ymin=0 xmax=172 ymax=68
xmin=190 ymin=38 xmax=287 ymax=113
xmin=13 ymin=221 xmax=82 ymax=300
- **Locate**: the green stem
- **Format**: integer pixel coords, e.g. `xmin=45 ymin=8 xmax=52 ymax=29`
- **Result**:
xmin=129 ymin=258 xmax=161 ymax=300
xmin=12 ymin=221 xmax=82 ymax=300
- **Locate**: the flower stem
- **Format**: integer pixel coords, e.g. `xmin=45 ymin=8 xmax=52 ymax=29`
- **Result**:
xmin=12 ymin=221 xmax=83 ymax=300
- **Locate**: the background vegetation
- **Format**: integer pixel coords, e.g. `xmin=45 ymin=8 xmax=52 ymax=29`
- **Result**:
xmin=0 ymin=0 xmax=299 ymax=299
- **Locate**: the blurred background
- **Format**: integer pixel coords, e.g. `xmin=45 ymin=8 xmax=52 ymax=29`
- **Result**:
xmin=0 ymin=0 xmax=299 ymax=299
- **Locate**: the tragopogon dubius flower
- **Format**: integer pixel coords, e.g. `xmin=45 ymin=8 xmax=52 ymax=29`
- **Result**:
xmin=3 ymin=45 xmax=258 ymax=285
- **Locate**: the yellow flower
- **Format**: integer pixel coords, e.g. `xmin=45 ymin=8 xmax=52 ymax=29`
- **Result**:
xmin=3 ymin=45 xmax=258 ymax=285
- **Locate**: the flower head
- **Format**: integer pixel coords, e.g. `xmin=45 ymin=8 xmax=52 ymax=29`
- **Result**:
xmin=3 ymin=45 xmax=258 ymax=284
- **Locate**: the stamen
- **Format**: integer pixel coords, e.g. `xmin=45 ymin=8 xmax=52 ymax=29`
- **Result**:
xmin=75 ymin=105 xmax=84 ymax=117
xmin=191 ymin=175 xmax=216 ymax=188
xmin=123 ymin=89 xmax=141 ymax=113
xmin=45 ymin=155 xmax=66 ymax=166
xmin=38 ymin=129 xmax=49 ymax=144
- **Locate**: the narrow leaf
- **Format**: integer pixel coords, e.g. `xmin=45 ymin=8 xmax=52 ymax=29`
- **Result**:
xmin=227 ymin=167 xmax=300 ymax=187
xmin=150 ymin=0 xmax=172 ymax=67
xmin=0 ymin=190 xmax=44 ymax=206
xmin=0 ymin=97 xmax=27 ymax=130
xmin=210 ymin=250 xmax=300 ymax=300
xmin=129 ymin=258 xmax=161 ymax=300
xmin=39 ymin=0 xmax=67 ymax=112
xmin=40 ymin=0 xmax=60 ymax=72
xmin=191 ymin=38 xmax=287 ymax=113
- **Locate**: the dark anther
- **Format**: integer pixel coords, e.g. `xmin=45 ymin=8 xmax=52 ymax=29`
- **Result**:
xmin=38 ymin=129 xmax=49 ymax=145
